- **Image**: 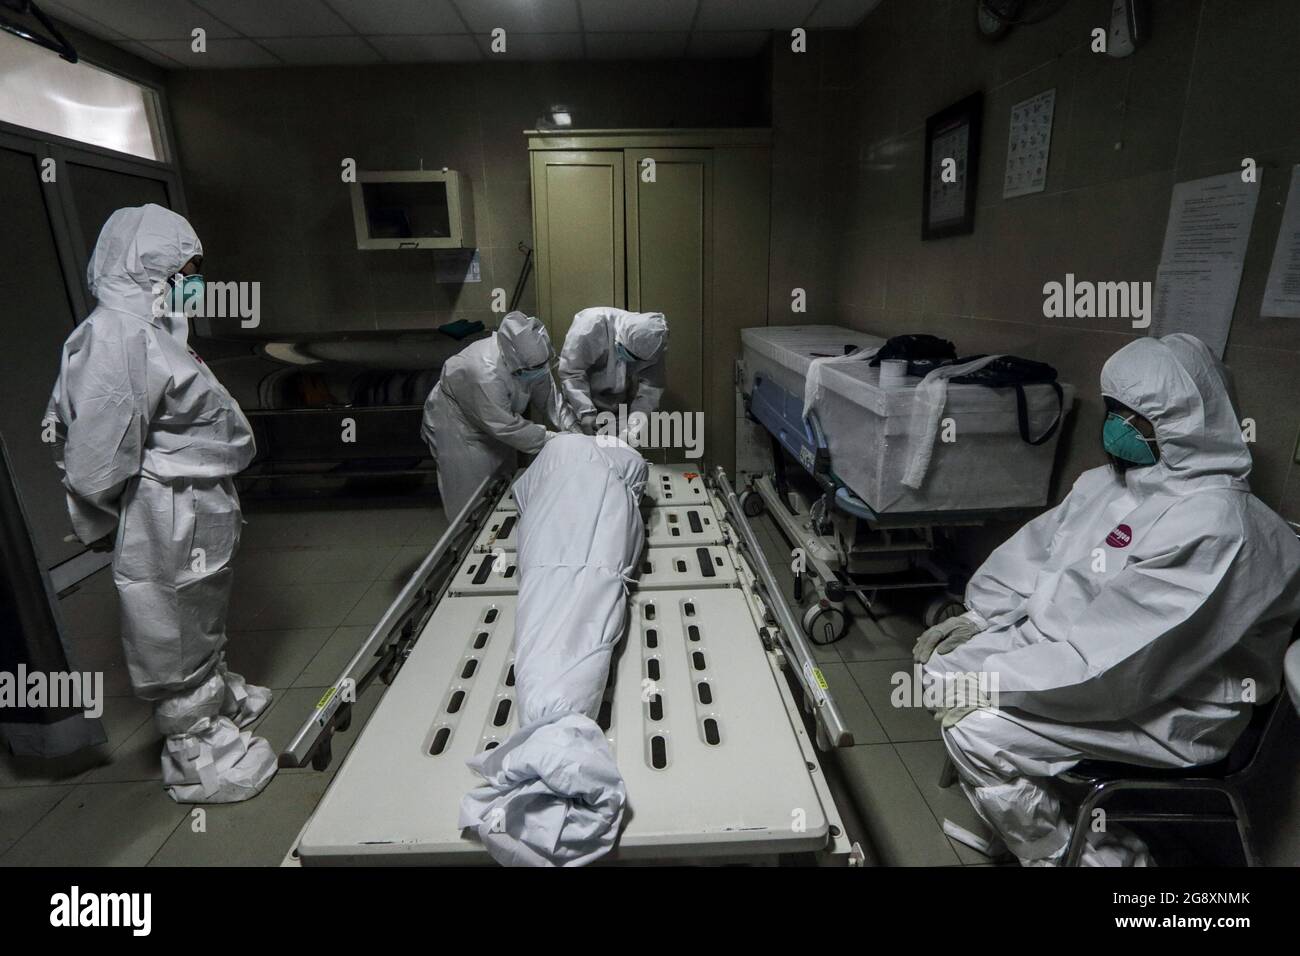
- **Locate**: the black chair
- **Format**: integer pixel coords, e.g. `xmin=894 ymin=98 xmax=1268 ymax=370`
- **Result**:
xmin=1055 ymin=686 xmax=1288 ymax=867
xmin=936 ymin=628 xmax=1298 ymax=866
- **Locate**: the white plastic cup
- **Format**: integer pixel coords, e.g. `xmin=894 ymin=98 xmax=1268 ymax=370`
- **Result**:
xmin=879 ymin=359 xmax=908 ymax=388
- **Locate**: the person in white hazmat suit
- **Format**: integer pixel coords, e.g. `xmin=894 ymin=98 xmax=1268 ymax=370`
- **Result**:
xmin=421 ymin=312 xmax=576 ymax=519
xmin=915 ymin=333 xmax=1300 ymax=866
xmin=47 ymin=204 xmax=275 ymax=803
xmin=459 ymin=433 xmax=647 ymax=866
xmin=558 ymin=307 xmax=668 ymax=437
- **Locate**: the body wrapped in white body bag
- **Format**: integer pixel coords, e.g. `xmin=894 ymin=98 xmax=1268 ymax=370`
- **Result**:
xmin=459 ymin=434 xmax=647 ymax=865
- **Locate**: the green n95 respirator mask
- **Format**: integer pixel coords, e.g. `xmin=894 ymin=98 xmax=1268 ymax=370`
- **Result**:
xmin=1102 ymin=412 xmax=1158 ymax=466
xmin=170 ymin=273 xmax=205 ymax=316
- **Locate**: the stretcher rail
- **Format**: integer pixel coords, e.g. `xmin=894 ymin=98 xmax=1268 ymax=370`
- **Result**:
xmin=278 ymin=472 xmax=503 ymax=770
xmin=713 ymin=467 xmax=854 ymax=748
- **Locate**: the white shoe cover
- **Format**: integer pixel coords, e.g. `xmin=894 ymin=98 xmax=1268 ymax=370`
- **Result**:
xmin=1020 ymin=825 xmax=1154 ymax=867
xmin=160 ymin=716 xmax=277 ymax=804
xmin=217 ymin=662 xmax=273 ymax=729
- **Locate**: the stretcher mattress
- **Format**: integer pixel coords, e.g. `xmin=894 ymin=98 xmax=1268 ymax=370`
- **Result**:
xmin=742 ymin=325 xmax=1073 ymax=513
xmin=293 ymin=467 xmax=832 ymax=864
xmin=476 ymin=504 xmax=723 ymax=553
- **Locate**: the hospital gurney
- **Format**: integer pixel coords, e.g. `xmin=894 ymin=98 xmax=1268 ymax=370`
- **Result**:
xmin=280 ymin=464 xmax=860 ymax=865
xmin=737 ymin=325 xmax=1073 ymax=644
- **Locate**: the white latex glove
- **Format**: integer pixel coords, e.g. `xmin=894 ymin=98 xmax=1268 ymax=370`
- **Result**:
xmin=912 ymin=611 xmax=983 ymax=663
xmin=932 ymin=670 xmax=991 ymax=726
xmin=620 ymin=415 xmax=646 ymax=447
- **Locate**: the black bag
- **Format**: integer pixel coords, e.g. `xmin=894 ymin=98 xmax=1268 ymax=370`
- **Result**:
xmin=949 ymin=355 xmax=1064 ymax=447
xmin=868 ymin=334 xmax=957 ymax=377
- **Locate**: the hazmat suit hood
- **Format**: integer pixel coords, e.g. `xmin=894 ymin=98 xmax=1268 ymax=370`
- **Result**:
xmin=616 ymin=311 xmax=668 ymax=361
xmin=87 ymin=204 xmax=202 ymax=321
xmin=1099 ymin=333 xmax=1251 ymax=497
xmin=496 ymin=311 xmax=552 ymax=371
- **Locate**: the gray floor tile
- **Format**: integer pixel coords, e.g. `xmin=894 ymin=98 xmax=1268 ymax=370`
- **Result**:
xmin=226 ymin=584 xmax=274 ymax=630
xmin=0 ymin=696 xmax=151 ymax=788
xmin=819 ymin=662 xmax=889 ymax=745
xmin=341 ymin=577 xmax=404 ymax=628
xmin=81 ymin=713 xmax=163 ymax=785
xmin=847 ymin=659 xmax=943 ymax=743
xmin=100 ymin=693 xmax=154 ymax=736
xmin=64 ymin=620 xmax=134 ymax=698
xmin=225 ymin=627 xmax=335 ymax=690
xmin=58 ymin=588 xmax=119 ymax=643
xmin=834 ymin=606 xmax=922 ymax=662
xmin=67 ymin=630 xmax=134 ymax=698
xmin=402 ymin=509 xmax=449 ymax=546
xmin=97 ymin=657 xmax=135 ymax=697
xmin=895 ymin=739 xmax=1009 ymax=865
xmin=294 ymin=625 xmax=371 ymax=688
xmin=0 ymin=780 xmax=187 ymax=866
xmin=306 ymin=547 xmax=399 ymax=584
xmin=832 ymin=744 xmax=962 ymax=866
xmin=148 ymin=772 xmax=333 ymax=867
xmin=232 ymin=548 xmax=324 ymax=588
xmin=378 ymin=546 xmax=431 ymax=582
xmin=0 ymin=786 xmax=74 ymax=857
xmin=244 ymin=581 xmax=369 ymax=631
xmin=66 ymin=627 xmax=126 ymax=669
xmin=77 ymin=696 xmax=171 ymax=786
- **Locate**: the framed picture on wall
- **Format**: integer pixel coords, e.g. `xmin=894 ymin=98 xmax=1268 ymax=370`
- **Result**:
xmin=922 ymin=91 xmax=983 ymax=239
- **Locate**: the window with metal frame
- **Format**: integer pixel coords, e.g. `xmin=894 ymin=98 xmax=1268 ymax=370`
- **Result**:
xmin=0 ymin=28 xmax=164 ymax=161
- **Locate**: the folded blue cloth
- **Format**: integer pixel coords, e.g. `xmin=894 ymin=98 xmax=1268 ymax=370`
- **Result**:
xmin=438 ymin=319 xmax=485 ymax=340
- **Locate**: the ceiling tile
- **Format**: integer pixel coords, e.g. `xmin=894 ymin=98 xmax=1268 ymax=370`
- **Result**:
xmin=43 ymin=0 xmax=239 ymax=40
xmin=119 ymin=39 xmax=188 ymax=68
xmin=370 ymin=34 xmax=482 ymax=63
xmin=454 ymin=0 xmax=580 ymax=34
xmin=139 ymin=37 xmax=281 ymax=67
xmin=326 ymin=0 xmax=466 ymax=35
xmin=695 ymin=0 xmax=816 ymax=31
xmin=806 ymin=0 xmax=881 ymax=29
xmin=686 ymin=31 xmax=769 ymax=58
xmin=585 ymin=32 xmax=690 ymax=60
xmin=579 ymin=0 xmax=699 ymax=33
xmin=258 ymin=36 xmax=382 ymax=65
xmin=190 ymin=0 xmax=353 ymax=37
xmin=39 ymin=0 xmax=128 ymax=39
xmin=474 ymin=31 xmax=584 ymax=61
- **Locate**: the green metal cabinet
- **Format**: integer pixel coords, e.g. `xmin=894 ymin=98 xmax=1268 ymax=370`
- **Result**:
xmin=529 ymin=149 xmax=625 ymax=343
xmin=527 ymin=129 xmax=771 ymax=469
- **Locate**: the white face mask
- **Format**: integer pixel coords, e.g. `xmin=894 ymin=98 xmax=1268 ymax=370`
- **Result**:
xmin=514 ymin=364 xmax=549 ymax=383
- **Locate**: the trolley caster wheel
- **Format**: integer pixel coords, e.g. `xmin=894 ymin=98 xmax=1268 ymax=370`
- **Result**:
xmin=310 ymin=736 xmax=333 ymax=772
xmin=740 ymin=489 xmax=765 ymax=518
xmin=922 ymin=595 xmax=967 ymax=628
xmin=803 ymin=602 xmax=848 ymax=645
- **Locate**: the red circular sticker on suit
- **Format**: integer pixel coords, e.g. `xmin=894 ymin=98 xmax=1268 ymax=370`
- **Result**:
xmin=1105 ymin=524 xmax=1133 ymax=548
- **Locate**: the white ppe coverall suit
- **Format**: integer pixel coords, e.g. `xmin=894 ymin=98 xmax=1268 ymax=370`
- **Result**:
xmin=558 ymin=307 xmax=668 ymax=431
xmin=459 ymin=433 xmax=647 ymax=866
xmin=925 ymin=333 xmax=1300 ymax=865
xmin=47 ymin=204 xmax=276 ymax=804
xmin=421 ymin=312 xmax=575 ymax=519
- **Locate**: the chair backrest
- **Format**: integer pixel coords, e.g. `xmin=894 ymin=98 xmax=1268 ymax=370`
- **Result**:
xmin=1227 ymin=622 xmax=1300 ymax=778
